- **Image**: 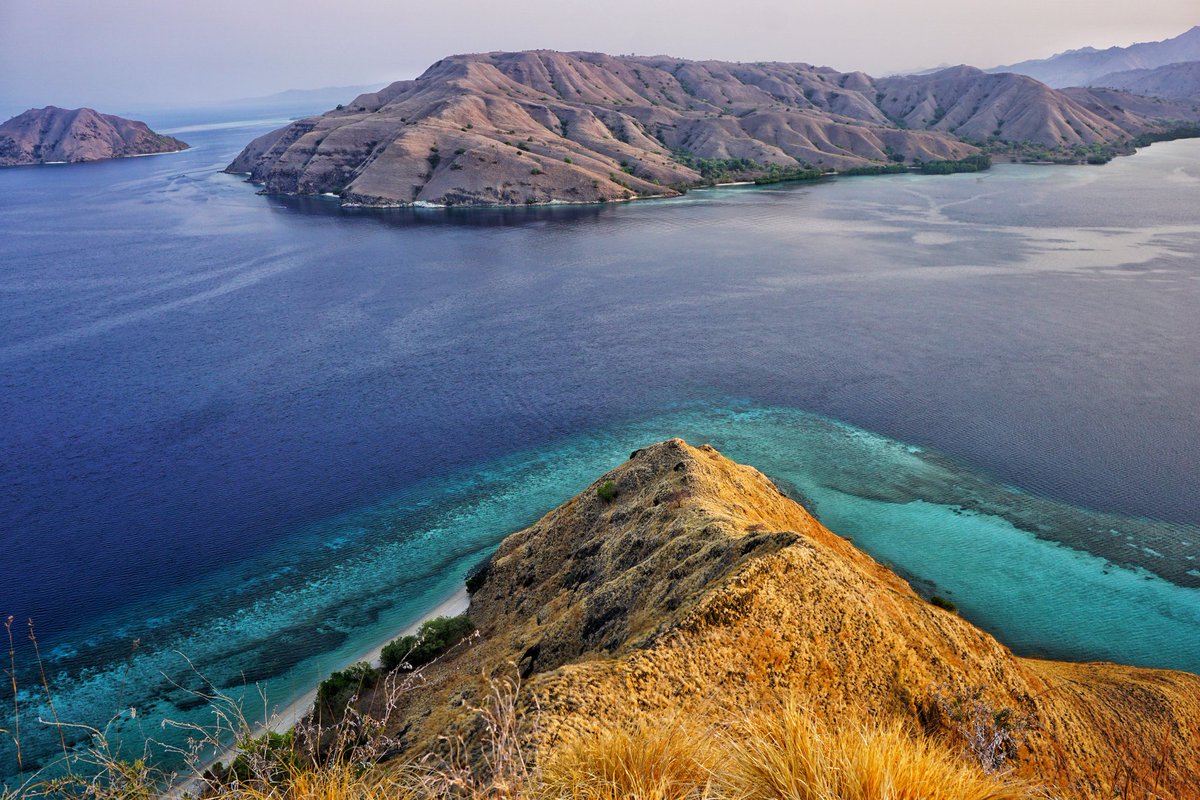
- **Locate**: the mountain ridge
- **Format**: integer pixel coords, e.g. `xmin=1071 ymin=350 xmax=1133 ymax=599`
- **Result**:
xmin=990 ymin=25 xmax=1200 ymax=88
xmin=226 ymin=50 xmax=1194 ymax=208
xmin=1091 ymin=60 xmax=1200 ymax=101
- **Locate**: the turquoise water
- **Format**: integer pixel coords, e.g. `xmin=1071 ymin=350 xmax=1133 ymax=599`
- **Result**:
xmin=3 ymin=119 xmax=1199 ymax=784
xmin=11 ymin=402 xmax=1199 ymax=780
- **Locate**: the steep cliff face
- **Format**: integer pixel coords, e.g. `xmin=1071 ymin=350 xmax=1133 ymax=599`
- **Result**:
xmin=376 ymin=440 xmax=1200 ymax=799
xmin=226 ymin=51 xmax=1180 ymax=207
xmin=0 ymin=107 xmax=187 ymax=167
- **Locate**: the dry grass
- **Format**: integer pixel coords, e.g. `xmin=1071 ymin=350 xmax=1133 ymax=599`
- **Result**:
xmin=539 ymin=717 xmax=716 ymax=800
xmin=4 ymin=674 xmax=1043 ymax=800
xmin=716 ymin=701 xmax=1030 ymax=800
xmin=210 ymin=763 xmax=424 ymax=800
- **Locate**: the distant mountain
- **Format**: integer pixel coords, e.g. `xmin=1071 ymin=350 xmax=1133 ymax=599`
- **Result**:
xmin=0 ymin=106 xmax=187 ymax=167
xmin=227 ymin=51 xmax=1186 ymax=208
xmin=220 ymin=84 xmax=385 ymax=111
xmin=990 ymin=26 xmax=1200 ymax=88
xmin=1090 ymin=61 xmax=1200 ymax=101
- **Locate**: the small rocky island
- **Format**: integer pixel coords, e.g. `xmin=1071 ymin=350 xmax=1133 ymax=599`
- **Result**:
xmin=227 ymin=50 xmax=1200 ymax=207
xmin=0 ymin=106 xmax=187 ymax=167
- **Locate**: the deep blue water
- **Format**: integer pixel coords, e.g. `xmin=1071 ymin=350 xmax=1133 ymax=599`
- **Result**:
xmin=1 ymin=116 xmax=1198 ymax=784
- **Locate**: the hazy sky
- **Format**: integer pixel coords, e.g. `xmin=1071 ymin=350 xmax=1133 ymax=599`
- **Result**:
xmin=1 ymin=0 xmax=1196 ymax=112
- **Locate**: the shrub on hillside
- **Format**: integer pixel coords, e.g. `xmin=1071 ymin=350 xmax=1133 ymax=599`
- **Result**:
xmin=314 ymin=660 xmax=377 ymax=714
xmin=380 ymin=614 xmax=475 ymax=672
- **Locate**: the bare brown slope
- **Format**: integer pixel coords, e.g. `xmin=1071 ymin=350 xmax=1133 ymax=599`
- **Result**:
xmin=875 ymin=66 xmax=1134 ymax=145
xmin=1091 ymin=61 xmax=1200 ymax=102
xmin=226 ymin=52 xmax=1178 ymax=207
xmin=372 ymin=440 xmax=1200 ymax=799
xmin=0 ymin=107 xmax=187 ymax=167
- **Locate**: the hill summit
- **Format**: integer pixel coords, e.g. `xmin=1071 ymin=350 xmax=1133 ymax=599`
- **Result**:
xmin=346 ymin=439 xmax=1200 ymax=798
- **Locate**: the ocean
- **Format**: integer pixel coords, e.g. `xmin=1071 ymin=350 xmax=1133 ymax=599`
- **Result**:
xmin=1 ymin=113 xmax=1198 ymax=783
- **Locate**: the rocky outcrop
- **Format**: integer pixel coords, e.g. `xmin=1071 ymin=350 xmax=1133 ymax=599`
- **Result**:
xmin=368 ymin=440 xmax=1200 ymax=799
xmin=991 ymin=26 xmax=1200 ymax=88
xmin=226 ymin=51 xmax=1180 ymax=207
xmin=0 ymin=107 xmax=187 ymax=167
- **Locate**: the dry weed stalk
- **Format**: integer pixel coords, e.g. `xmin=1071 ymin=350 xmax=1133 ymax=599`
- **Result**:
xmin=928 ymin=683 xmax=1028 ymax=774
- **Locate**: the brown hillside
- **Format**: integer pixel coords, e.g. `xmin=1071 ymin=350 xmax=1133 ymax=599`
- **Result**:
xmin=369 ymin=440 xmax=1200 ymax=799
xmin=0 ymin=106 xmax=187 ymax=167
xmin=226 ymin=52 xmax=1190 ymax=207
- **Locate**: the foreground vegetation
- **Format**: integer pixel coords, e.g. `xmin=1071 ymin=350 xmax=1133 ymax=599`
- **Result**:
xmin=3 ymin=674 xmax=1037 ymax=800
xmin=0 ymin=607 xmax=1178 ymax=799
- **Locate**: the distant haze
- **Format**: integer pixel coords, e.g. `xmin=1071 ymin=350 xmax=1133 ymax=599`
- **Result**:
xmin=0 ymin=0 xmax=1196 ymax=112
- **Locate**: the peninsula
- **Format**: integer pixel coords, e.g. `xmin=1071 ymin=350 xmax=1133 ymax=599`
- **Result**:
xmin=266 ymin=440 xmax=1200 ymax=799
xmin=0 ymin=106 xmax=187 ymax=167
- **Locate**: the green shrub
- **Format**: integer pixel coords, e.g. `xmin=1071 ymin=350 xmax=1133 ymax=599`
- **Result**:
xmin=597 ymin=480 xmax=618 ymax=502
xmin=839 ymin=164 xmax=908 ymax=177
xmin=380 ymin=614 xmax=475 ymax=672
xmin=227 ymin=730 xmax=300 ymax=783
xmin=465 ymin=554 xmax=493 ymax=593
xmin=930 ymin=595 xmax=958 ymax=613
xmin=919 ymin=154 xmax=991 ymax=175
xmin=315 ymin=660 xmax=377 ymax=712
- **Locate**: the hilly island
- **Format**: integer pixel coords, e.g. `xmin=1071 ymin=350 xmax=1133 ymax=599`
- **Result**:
xmin=228 ymin=50 xmax=1200 ymax=207
xmin=0 ymin=106 xmax=187 ymax=167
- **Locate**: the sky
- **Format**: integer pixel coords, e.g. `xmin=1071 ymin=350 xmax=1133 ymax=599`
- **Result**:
xmin=1 ymin=0 xmax=1196 ymax=113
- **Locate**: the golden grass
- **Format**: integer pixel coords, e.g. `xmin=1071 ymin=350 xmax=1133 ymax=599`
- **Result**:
xmin=3 ymin=666 xmax=1040 ymax=800
xmin=532 ymin=701 xmax=1034 ymax=800
xmin=717 ymin=701 xmax=1031 ymax=800
xmin=4 ymin=701 xmax=1040 ymax=800
xmin=539 ymin=717 xmax=716 ymax=800
xmin=218 ymin=764 xmax=422 ymax=800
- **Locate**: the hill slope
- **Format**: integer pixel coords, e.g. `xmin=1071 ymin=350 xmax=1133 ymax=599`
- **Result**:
xmin=226 ymin=51 xmax=1172 ymax=207
xmin=363 ymin=440 xmax=1200 ymax=799
xmin=0 ymin=106 xmax=187 ymax=167
xmin=1092 ymin=60 xmax=1200 ymax=101
xmin=992 ymin=25 xmax=1200 ymax=88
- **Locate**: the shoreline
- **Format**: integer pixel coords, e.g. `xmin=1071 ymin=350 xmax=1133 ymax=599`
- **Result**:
xmin=175 ymin=586 xmax=470 ymax=794
xmin=2 ymin=147 xmax=191 ymax=169
xmin=265 ymin=586 xmax=470 ymax=734
xmin=232 ymin=139 xmax=1198 ymax=212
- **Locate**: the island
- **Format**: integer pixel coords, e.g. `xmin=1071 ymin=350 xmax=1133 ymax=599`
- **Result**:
xmin=227 ymin=50 xmax=1200 ymax=207
xmin=0 ymin=106 xmax=188 ymax=167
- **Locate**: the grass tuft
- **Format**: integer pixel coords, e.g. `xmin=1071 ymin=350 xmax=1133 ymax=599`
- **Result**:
xmin=718 ymin=701 xmax=1030 ymax=800
xmin=541 ymin=717 xmax=716 ymax=800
